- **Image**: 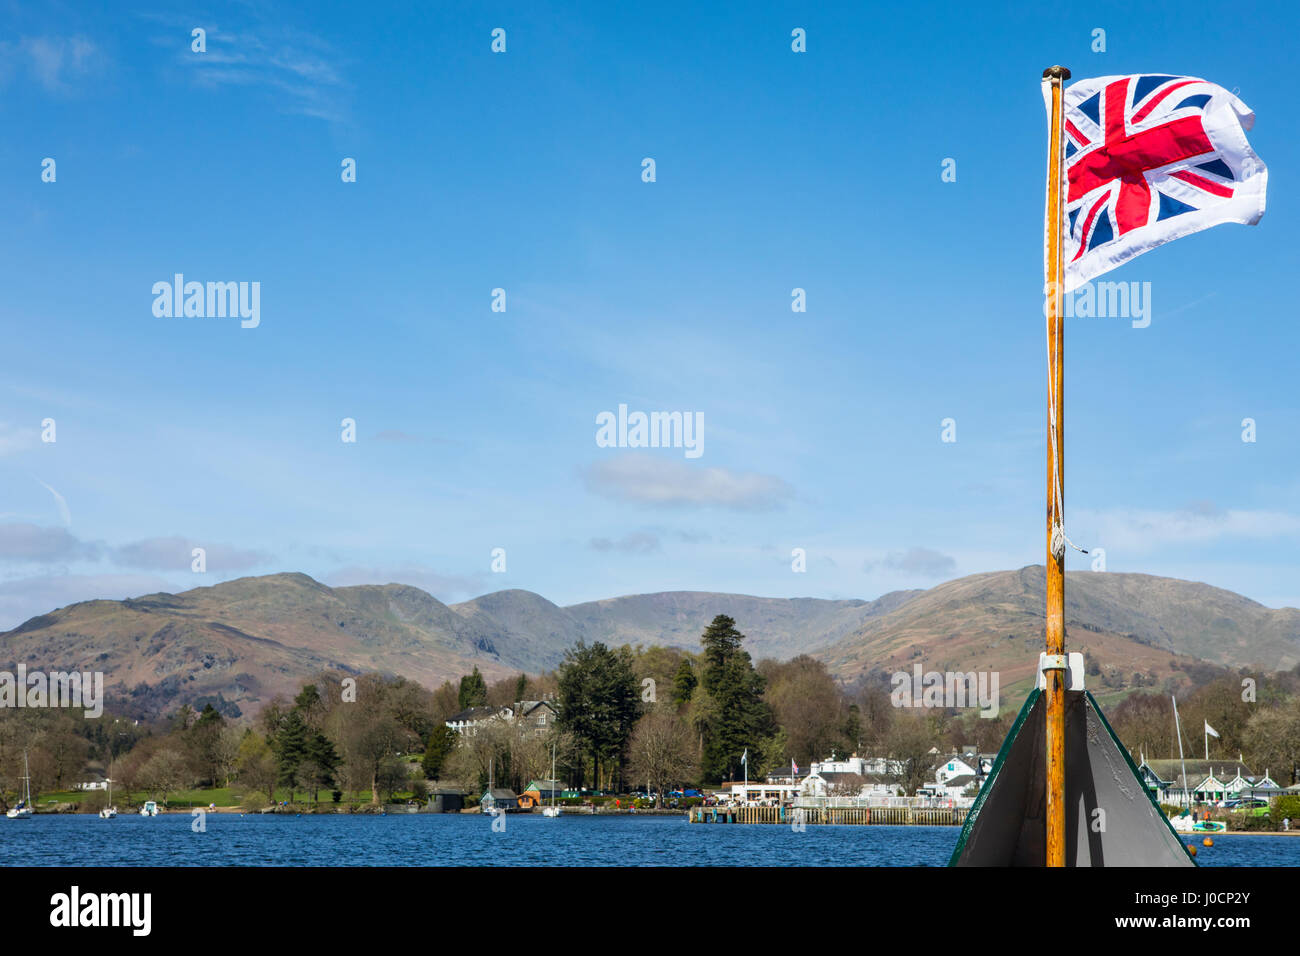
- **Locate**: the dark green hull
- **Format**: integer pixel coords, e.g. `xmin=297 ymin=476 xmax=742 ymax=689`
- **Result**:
xmin=949 ymin=689 xmax=1195 ymax=867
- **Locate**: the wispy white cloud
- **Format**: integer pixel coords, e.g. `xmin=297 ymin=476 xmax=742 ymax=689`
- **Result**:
xmin=113 ymin=536 xmax=273 ymax=572
xmin=1075 ymin=503 xmax=1300 ymax=554
xmin=7 ymin=35 xmax=106 ymax=94
xmin=148 ymin=18 xmax=351 ymax=124
xmin=0 ymin=523 xmax=100 ymax=563
xmin=865 ymin=547 xmax=957 ymax=579
xmin=35 ymin=479 xmax=71 ymax=526
xmin=0 ymin=423 xmax=37 ymax=457
xmin=589 ymin=532 xmax=662 ymax=554
xmin=584 ymin=455 xmax=794 ymax=511
xmin=0 ymin=523 xmax=275 ymax=573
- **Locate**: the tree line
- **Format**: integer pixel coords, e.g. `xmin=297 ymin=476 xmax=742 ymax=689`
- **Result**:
xmin=3 ymin=617 xmax=1298 ymax=809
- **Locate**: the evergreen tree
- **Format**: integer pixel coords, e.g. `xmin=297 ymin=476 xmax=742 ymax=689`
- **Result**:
xmin=700 ymin=616 xmax=744 ymax=696
xmin=421 ymin=725 xmax=457 ymax=780
xmin=556 ymin=642 xmax=640 ymax=790
xmin=672 ymin=659 xmax=698 ymax=706
xmin=697 ymin=615 xmax=774 ymax=782
xmin=272 ymin=710 xmax=309 ymax=801
xmin=189 ymin=703 xmax=227 ymax=787
xmin=302 ymin=731 xmax=338 ymax=802
xmin=842 ymin=704 xmax=863 ymax=754
xmin=514 ymin=673 xmax=529 ymax=703
xmin=294 ymin=684 xmax=325 ymax=727
xmin=458 ymin=667 xmax=488 ymax=709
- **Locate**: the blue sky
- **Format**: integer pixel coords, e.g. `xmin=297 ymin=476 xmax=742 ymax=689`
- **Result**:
xmin=2 ymin=0 xmax=1297 ymax=630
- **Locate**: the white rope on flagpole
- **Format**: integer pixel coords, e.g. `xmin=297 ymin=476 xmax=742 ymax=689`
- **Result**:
xmin=1046 ymin=77 xmax=1087 ymax=562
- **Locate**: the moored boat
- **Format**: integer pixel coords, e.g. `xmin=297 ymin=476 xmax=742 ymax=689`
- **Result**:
xmin=99 ymin=761 xmax=118 ymax=818
xmin=541 ymin=744 xmax=562 ymax=817
xmin=6 ymin=753 xmax=34 ymax=819
xmin=1170 ymin=813 xmax=1226 ymax=834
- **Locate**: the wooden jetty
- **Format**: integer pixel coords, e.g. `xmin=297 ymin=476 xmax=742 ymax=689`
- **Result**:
xmin=689 ymin=805 xmax=968 ymax=826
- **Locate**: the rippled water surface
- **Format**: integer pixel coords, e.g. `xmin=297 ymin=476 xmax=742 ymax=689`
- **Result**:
xmin=2 ymin=814 xmax=1296 ymax=866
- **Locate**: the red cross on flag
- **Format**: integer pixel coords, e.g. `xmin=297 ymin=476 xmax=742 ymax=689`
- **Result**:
xmin=1046 ymin=74 xmax=1267 ymax=291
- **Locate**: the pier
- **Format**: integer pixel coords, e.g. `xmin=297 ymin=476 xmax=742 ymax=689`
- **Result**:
xmin=689 ymin=804 xmax=968 ymax=825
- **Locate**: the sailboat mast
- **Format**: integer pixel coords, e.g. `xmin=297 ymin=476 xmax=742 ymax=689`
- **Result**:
xmin=1042 ymin=64 xmax=1071 ymax=869
xmin=1173 ymin=696 xmax=1189 ymax=807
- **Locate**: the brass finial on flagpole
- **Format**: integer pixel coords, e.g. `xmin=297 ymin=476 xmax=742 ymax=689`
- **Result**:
xmin=1042 ymin=63 xmax=1070 ymax=868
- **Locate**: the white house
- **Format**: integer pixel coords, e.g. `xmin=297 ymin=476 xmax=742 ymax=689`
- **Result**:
xmin=918 ymin=753 xmax=993 ymax=802
xmin=809 ymin=753 xmax=904 ymax=777
xmin=798 ymin=769 xmax=901 ymax=801
xmin=446 ymin=705 xmax=515 ymax=736
xmin=933 ymin=755 xmax=979 ymax=786
xmin=514 ymin=700 xmax=558 ymax=738
xmin=447 ymin=699 xmax=560 ymax=738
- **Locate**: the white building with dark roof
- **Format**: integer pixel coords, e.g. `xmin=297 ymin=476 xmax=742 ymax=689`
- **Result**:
xmin=447 ymin=699 xmax=559 ymax=738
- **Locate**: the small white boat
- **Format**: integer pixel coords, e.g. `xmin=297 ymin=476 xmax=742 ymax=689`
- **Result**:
xmin=7 ymin=753 xmax=34 ymax=819
xmin=541 ymin=744 xmax=562 ymax=817
xmin=139 ymin=800 xmax=159 ymax=816
xmin=99 ymin=764 xmax=118 ymax=818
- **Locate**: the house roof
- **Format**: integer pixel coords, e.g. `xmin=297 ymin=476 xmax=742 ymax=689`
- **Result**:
xmin=1142 ymin=759 xmax=1253 ymax=783
xmin=450 ymin=706 xmax=503 ymax=722
xmin=1247 ymin=775 xmax=1282 ymax=788
xmin=817 ymin=771 xmax=865 ymax=783
xmin=482 ymin=788 xmax=518 ymax=800
xmin=935 ymin=754 xmax=976 ymax=768
xmin=941 ymin=774 xmax=978 ymax=788
xmin=517 ymin=700 xmax=558 ymax=716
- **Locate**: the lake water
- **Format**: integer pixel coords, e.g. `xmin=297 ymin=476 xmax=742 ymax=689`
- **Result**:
xmin=4 ymin=813 xmax=1298 ymax=866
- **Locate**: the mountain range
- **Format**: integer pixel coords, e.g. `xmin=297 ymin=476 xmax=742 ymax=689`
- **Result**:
xmin=2 ymin=567 xmax=1296 ymax=719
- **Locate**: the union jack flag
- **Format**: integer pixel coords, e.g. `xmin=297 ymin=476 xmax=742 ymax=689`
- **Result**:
xmin=1047 ymin=74 xmax=1267 ymax=291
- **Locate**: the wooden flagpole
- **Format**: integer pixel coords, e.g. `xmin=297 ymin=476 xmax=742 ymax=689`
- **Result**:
xmin=1043 ymin=64 xmax=1070 ymax=868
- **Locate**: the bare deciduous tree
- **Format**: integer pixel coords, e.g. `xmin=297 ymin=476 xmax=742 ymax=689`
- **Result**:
xmin=627 ymin=706 xmax=698 ymax=803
